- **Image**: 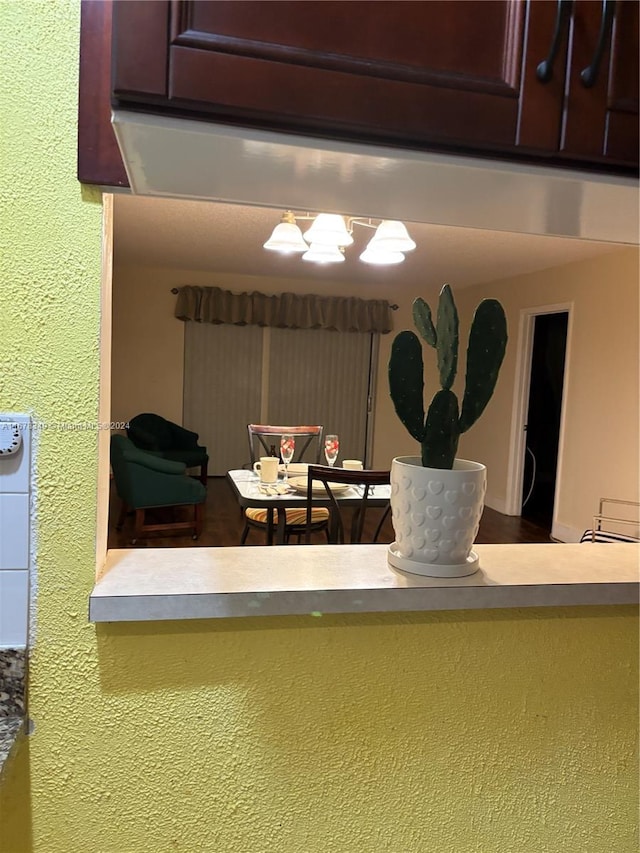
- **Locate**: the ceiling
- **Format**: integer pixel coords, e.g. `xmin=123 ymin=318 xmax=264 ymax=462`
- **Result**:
xmin=113 ymin=194 xmax=622 ymax=290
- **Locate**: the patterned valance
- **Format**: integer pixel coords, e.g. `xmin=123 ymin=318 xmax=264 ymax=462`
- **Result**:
xmin=174 ymin=286 xmax=392 ymax=334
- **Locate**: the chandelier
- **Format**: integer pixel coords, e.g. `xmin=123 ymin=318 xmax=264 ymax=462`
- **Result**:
xmin=263 ymin=211 xmax=416 ymax=266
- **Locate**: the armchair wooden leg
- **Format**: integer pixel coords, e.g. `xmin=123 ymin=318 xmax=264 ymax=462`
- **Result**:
xmin=193 ymin=502 xmax=204 ymax=539
xmin=133 ymin=508 xmax=145 ymax=544
xmin=116 ymin=501 xmax=128 ymax=531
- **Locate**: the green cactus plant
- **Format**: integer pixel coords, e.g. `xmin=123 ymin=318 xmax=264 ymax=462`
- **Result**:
xmin=389 ymin=284 xmax=507 ymax=469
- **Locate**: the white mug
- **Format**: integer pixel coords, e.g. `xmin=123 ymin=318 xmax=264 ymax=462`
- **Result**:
xmin=253 ymin=456 xmax=279 ymax=484
xmin=343 ymin=459 xmax=364 ymax=471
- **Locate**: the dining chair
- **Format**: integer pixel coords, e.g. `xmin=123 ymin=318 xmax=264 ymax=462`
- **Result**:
xmin=242 ymin=424 xmax=329 ymax=544
xmin=246 ymin=424 xmax=324 ymax=465
xmin=304 ymin=465 xmax=391 ymax=545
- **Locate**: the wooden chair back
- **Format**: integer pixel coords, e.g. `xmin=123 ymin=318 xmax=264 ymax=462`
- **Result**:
xmin=305 ymin=464 xmax=391 ymax=544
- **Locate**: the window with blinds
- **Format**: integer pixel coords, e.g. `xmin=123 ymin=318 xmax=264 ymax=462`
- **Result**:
xmin=183 ymin=323 xmax=376 ymax=475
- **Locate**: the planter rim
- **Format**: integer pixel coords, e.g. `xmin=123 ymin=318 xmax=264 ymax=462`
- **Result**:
xmin=392 ymin=456 xmax=486 ymax=473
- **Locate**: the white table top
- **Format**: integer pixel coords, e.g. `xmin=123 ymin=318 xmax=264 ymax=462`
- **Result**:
xmin=226 ymin=468 xmax=391 ymax=508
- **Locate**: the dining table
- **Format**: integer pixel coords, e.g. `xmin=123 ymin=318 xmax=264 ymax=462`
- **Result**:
xmin=226 ymin=468 xmax=392 ymax=545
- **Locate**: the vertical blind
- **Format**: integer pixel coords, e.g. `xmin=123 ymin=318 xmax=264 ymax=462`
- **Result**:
xmin=268 ymin=327 xmax=371 ymax=464
xmin=184 ymin=323 xmax=374 ymax=475
xmin=183 ymin=323 xmax=263 ymax=473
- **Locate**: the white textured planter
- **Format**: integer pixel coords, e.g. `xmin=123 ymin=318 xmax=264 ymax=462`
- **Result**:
xmin=388 ymin=456 xmax=486 ymax=578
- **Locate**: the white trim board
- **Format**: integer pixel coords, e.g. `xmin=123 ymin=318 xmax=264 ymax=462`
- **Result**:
xmin=111 ymin=110 xmax=639 ymax=244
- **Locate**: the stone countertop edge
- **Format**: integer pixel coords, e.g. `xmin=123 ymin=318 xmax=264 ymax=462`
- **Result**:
xmin=89 ymin=543 xmax=640 ymax=623
xmin=0 ymin=649 xmax=27 ymax=782
xmin=0 ymin=717 xmax=25 ymax=781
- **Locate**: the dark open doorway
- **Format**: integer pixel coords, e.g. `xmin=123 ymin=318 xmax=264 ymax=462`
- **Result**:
xmin=521 ymin=311 xmax=568 ymax=529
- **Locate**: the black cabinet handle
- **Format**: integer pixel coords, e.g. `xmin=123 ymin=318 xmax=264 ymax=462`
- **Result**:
xmin=536 ymin=0 xmax=572 ymax=83
xmin=580 ymin=0 xmax=615 ymax=88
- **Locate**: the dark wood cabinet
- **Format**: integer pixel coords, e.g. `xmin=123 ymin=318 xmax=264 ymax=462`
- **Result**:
xmin=519 ymin=0 xmax=638 ymax=167
xmin=79 ymin=0 xmax=639 ymax=186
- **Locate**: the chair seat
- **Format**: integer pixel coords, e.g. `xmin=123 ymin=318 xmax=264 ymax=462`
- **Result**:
xmin=245 ymin=506 xmax=329 ymax=527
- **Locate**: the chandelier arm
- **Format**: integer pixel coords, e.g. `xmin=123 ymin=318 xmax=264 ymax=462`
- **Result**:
xmin=348 ymin=217 xmax=378 ymax=231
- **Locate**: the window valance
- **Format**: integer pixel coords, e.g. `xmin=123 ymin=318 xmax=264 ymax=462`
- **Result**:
xmin=174 ymin=286 xmax=392 ymax=334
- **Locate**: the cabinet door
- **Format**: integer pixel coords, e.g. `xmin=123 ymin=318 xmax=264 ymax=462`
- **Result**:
xmin=562 ymin=0 xmax=638 ymax=167
xmin=518 ymin=0 xmax=638 ymax=169
xmin=112 ymin=0 xmax=526 ymax=153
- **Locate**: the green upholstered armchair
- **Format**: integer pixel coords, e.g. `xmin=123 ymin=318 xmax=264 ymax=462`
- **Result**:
xmin=110 ymin=435 xmax=207 ymax=544
xmin=127 ymin=413 xmax=208 ymax=484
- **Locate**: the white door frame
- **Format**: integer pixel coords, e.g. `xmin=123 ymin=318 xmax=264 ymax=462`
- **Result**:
xmin=505 ymin=302 xmax=573 ymax=520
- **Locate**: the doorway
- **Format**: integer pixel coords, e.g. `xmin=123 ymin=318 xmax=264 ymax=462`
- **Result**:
xmin=521 ymin=311 xmax=569 ymax=529
xmin=506 ymin=303 xmax=572 ymax=532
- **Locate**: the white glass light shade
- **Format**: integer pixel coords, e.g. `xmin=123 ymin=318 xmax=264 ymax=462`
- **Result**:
xmin=367 ymin=220 xmax=416 ymax=252
xmin=302 ymin=242 xmax=345 ymax=264
xmin=263 ymin=221 xmax=308 ymax=253
xmin=359 ymin=247 xmax=405 ymax=265
xmin=303 ymin=214 xmax=353 ymax=247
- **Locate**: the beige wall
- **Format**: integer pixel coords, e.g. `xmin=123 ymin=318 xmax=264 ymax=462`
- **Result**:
xmin=455 ymin=247 xmax=639 ymax=538
xmin=111 ymin=265 xmax=186 ymax=425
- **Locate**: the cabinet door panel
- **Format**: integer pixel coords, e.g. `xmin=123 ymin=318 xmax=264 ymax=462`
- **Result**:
xmin=169 ymin=45 xmax=518 ymax=148
xmin=184 ymin=1 xmax=516 ymax=85
xmin=562 ymin=0 xmax=638 ymax=166
xmin=114 ymin=0 xmax=526 ymax=152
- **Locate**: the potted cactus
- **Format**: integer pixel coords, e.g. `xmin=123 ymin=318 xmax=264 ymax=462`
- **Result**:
xmin=388 ymin=284 xmax=507 ymax=577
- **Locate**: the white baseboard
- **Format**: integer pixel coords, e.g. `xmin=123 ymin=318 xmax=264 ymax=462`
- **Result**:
xmin=551 ymin=521 xmax=583 ymax=543
xmin=484 ymin=494 xmax=510 ymax=515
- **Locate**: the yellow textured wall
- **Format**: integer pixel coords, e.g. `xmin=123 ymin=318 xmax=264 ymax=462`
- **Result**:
xmin=0 ymin=4 xmax=638 ymax=852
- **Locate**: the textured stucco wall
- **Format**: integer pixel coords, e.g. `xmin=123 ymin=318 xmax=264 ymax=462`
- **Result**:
xmin=0 ymin=3 xmax=638 ymax=852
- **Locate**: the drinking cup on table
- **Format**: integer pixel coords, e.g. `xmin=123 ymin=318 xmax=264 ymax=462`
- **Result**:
xmin=343 ymin=460 xmax=364 ymax=471
xmin=253 ymin=457 xmax=279 ymax=484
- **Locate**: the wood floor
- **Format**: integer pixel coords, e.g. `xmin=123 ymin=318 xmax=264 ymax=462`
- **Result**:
xmin=107 ymin=476 xmax=554 ymax=548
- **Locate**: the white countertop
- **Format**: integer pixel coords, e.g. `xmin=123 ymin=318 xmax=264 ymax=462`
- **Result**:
xmin=89 ymin=543 xmax=639 ymax=622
